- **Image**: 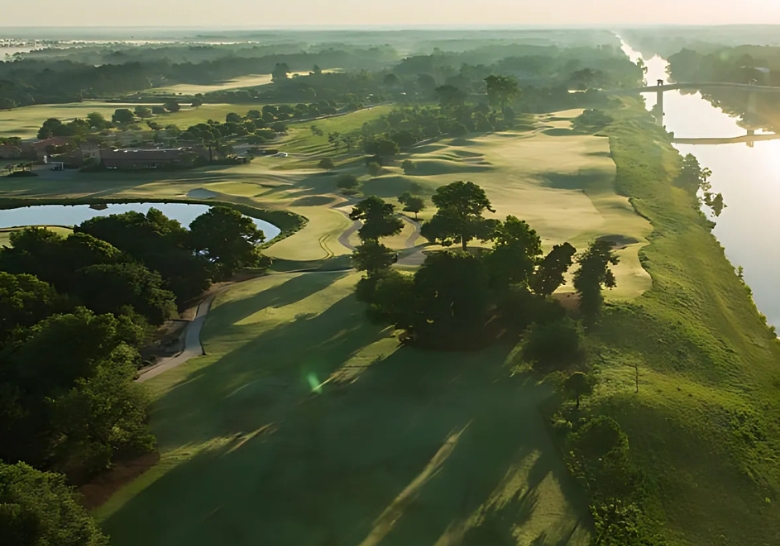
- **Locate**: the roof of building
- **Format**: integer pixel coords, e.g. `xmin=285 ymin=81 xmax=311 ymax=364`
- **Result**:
xmin=100 ymin=148 xmax=192 ymax=162
xmin=31 ymin=137 xmax=73 ymax=151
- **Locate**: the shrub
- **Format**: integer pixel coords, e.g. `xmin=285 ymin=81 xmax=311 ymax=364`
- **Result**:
xmin=402 ymin=159 xmax=417 ymax=174
xmin=336 ymin=174 xmax=359 ymax=191
xmin=318 ymin=158 xmax=335 ymax=170
xmin=368 ymin=162 xmax=383 ymax=177
xmin=521 ymin=318 xmax=584 ymax=372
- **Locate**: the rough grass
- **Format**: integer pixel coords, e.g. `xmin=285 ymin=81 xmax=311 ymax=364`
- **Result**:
xmin=585 ymin=98 xmax=780 ymax=546
xmin=97 ymin=272 xmax=592 ymax=546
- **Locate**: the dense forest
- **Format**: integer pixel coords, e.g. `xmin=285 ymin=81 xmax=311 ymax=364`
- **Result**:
xmin=0 ymin=33 xmax=638 ymax=110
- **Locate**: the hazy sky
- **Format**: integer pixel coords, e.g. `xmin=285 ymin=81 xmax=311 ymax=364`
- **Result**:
xmin=6 ymin=0 xmax=780 ymax=27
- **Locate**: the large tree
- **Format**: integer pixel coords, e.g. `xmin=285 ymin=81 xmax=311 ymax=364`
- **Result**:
xmin=349 ymin=196 xmax=404 ymax=242
xmin=352 ymin=240 xmax=397 ymax=278
xmin=573 ymin=240 xmax=619 ymax=324
xmin=421 ymin=181 xmax=497 ymax=250
xmin=111 ymin=109 xmax=135 ymax=124
xmin=531 ymin=242 xmax=577 ymax=297
xmin=484 ymin=216 xmax=543 ymax=288
xmin=410 ymin=250 xmax=490 ymax=346
xmin=189 ymin=206 xmax=265 ymax=280
xmin=0 ymin=462 xmax=109 ymax=546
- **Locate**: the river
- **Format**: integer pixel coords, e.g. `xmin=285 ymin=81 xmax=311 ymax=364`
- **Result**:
xmin=619 ymin=38 xmax=780 ymax=329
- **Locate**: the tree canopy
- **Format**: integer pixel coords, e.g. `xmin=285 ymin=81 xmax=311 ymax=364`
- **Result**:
xmin=189 ymin=206 xmax=265 ymax=280
xmin=573 ymin=240 xmax=619 ymax=324
xmin=421 ymin=181 xmax=497 ymax=250
xmin=349 ymin=196 xmax=404 ymax=242
xmin=0 ymin=462 xmax=109 ymax=546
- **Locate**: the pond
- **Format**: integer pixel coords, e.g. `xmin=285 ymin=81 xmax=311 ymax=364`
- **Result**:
xmin=0 ymin=202 xmax=281 ymax=241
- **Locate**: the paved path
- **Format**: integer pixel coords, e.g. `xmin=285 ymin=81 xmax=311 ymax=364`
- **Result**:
xmin=136 ymin=294 xmax=216 ymax=383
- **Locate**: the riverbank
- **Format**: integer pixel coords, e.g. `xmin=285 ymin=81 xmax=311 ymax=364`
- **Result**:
xmin=579 ymin=97 xmax=780 ymax=546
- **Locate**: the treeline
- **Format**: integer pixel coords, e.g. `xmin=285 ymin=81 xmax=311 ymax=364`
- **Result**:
xmin=0 ymin=46 xmax=397 ymax=108
xmin=1 ymin=39 xmax=640 ymax=111
xmin=0 ymin=206 xmax=267 ymax=544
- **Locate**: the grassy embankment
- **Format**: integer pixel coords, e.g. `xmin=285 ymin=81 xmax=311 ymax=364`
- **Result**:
xmin=583 ymin=97 xmax=780 ymax=546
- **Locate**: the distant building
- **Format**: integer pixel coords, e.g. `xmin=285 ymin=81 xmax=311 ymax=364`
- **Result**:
xmin=100 ymin=148 xmax=197 ymax=170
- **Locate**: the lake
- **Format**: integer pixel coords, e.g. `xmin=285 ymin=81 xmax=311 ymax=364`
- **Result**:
xmin=0 ymin=202 xmax=281 ymax=241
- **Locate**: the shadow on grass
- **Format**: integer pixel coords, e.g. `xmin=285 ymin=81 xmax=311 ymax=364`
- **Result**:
xmin=103 ymin=278 xmax=591 ymax=546
xmin=204 ymin=272 xmax=348 ymax=337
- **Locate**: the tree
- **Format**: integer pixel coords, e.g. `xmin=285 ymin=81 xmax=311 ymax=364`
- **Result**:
xmin=328 ymin=132 xmax=341 ymax=150
xmin=312 ymin=64 xmax=323 ymax=76
xmin=352 ymin=240 xmax=396 ymax=277
xmin=318 ymin=158 xmax=335 ymax=170
xmin=411 ymin=251 xmax=491 ymax=346
xmin=521 ymin=319 xmax=584 ymax=372
xmin=86 ymin=112 xmax=110 ymax=130
xmin=191 ymin=98 xmax=203 ymax=107
xmin=363 ymin=136 xmax=399 ymax=157
xmin=72 ymin=263 xmax=177 ymax=326
xmin=336 ymin=173 xmax=359 ymax=192
xmin=398 ymin=193 xmax=425 ymax=220
xmin=189 ymin=206 xmax=265 ymax=280
xmin=402 ymin=160 xmax=417 ymax=174
xmin=0 ymin=462 xmax=109 ymax=546
xmin=152 ymin=106 xmax=166 ymax=115
xmin=349 ymin=196 xmax=404 ymax=242
xmin=111 ymin=109 xmax=135 ymax=124
xmin=485 ymin=75 xmax=521 ymax=110
xmin=133 ymin=106 xmax=152 ymax=119
xmin=0 ymin=272 xmax=63 ymax=342
xmin=310 ymin=125 xmax=324 ymax=137
xmin=563 ymin=372 xmax=595 ymax=410
xmin=573 ymin=240 xmax=619 ymax=325
xmin=163 ymin=99 xmax=180 ymax=113
xmin=531 ymin=242 xmax=577 ymax=297
xmin=484 ymin=216 xmax=542 ymax=289
xmin=272 ymin=63 xmax=290 ymax=82
xmin=421 ymin=181 xmax=496 ymax=250
xmin=226 ymin=112 xmax=242 ymax=124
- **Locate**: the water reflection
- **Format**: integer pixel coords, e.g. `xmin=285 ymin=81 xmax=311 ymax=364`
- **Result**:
xmin=621 ymin=39 xmax=780 ymax=327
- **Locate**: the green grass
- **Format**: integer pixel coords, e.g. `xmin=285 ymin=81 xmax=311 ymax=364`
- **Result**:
xmin=97 ymin=272 xmax=591 ymax=546
xmin=581 ymin=98 xmax=780 ymax=546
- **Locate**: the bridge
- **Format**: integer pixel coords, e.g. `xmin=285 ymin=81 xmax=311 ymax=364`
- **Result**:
xmin=632 ymin=82 xmax=780 ymax=94
xmin=625 ymin=80 xmax=778 ymax=128
xmin=672 ymin=130 xmax=780 ymax=148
